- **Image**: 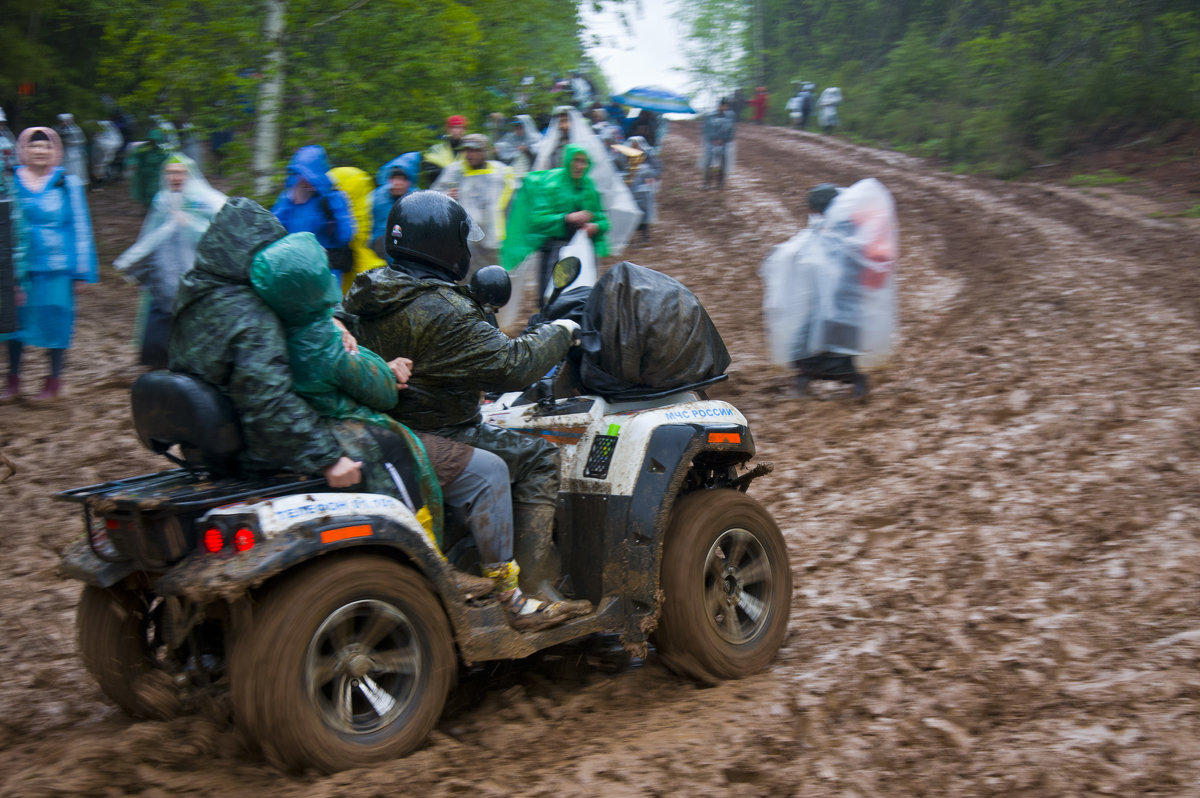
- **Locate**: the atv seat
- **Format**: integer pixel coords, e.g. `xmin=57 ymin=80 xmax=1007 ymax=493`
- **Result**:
xmin=131 ymin=371 xmax=242 ymax=477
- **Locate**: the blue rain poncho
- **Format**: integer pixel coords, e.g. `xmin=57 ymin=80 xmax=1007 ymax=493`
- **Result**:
xmin=271 ymin=145 xmax=355 ymax=250
xmin=371 ymin=152 xmax=420 ymax=243
xmin=3 ymin=127 xmax=98 ymax=349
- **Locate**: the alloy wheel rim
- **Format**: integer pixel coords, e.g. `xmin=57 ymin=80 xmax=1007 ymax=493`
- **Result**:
xmin=704 ymin=527 xmax=773 ymax=644
xmin=305 ymin=599 xmax=422 ymax=735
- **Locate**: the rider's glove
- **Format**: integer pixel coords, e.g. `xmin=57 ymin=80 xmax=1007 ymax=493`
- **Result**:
xmin=551 ymin=318 xmax=581 ymax=345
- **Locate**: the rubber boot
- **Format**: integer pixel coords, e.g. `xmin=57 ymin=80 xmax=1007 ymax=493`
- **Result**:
xmin=32 ymin=376 xmax=61 ymax=401
xmin=512 ymin=503 xmax=568 ymax=602
xmin=481 ymin=560 xmax=591 ymax=632
xmin=0 ymin=375 xmax=18 ymax=401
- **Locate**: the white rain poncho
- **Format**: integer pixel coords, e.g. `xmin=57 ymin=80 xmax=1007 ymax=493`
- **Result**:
xmin=113 ymin=154 xmax=226 ymax=310
xmin=494 ymin=115 xmax=542 ymax=184
xmin=818 ymin=87 xmax=843 ymax=129
xmin=57 ymin=114 xmax=89 ymax=187
xmin=90 ymin=121 xmax=124 ymax=182
xmin=760 ymin=178 xmax=897 ymax=369
xmin=532 ymin=105 xmax=641 ymax=256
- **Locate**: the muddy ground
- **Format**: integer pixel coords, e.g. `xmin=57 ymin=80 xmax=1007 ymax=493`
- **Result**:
xmin=2 ymin=120 xmax=1199 ymax=797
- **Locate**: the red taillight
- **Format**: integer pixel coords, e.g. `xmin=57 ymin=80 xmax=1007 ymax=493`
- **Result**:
xmin=233 ymin=528 xmax=255 ymax=552
xmin=105 ymin=519 xmax=120 ymax=530
xmin=203 ymin=527 xmax=224 ymax=553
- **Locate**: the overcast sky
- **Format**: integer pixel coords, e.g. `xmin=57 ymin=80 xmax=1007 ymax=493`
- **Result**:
xmin=580 ymin=0 xmax=692 ymax=98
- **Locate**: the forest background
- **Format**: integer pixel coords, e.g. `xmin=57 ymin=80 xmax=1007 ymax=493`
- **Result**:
xmin=1 ymin=0 xmax=1198 ymax=194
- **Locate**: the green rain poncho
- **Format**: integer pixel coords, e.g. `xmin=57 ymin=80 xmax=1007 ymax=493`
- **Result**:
xmin=248 ymin=231 xmax=444 ymax=539
xmin=500 ymin=143 xmax=609 ymax=271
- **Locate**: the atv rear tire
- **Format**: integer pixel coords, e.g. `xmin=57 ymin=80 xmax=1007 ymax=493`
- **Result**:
xmin=656 ymin=489 xmax=792 ymax=682
xmin=230 ymin=556 xmax=455 ymax=773
xmin=76 ymin=585 xmax=182 ymax=720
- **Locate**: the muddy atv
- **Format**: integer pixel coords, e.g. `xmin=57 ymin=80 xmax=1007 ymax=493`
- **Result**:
xmin=58 ymin=278 xmax=791 ymax=775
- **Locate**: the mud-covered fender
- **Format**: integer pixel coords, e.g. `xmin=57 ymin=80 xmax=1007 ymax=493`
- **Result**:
xmin=59 ymin=537 xmax=137 ymax=588
xmin=154 ymin=492 xmax=454 ymax=604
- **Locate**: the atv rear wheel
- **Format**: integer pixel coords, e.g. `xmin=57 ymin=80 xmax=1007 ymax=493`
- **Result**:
xmin=230 ymin=556 xmax=455 ymax=773
xmin=76 ymin=585 xmax=182 ymax=720
xmin=656 ymin=489 xmax=792 ymax=682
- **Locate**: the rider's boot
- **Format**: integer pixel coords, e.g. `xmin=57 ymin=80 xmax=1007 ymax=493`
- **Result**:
xmin=513 ymin=502 xmax=567 ymax=601
xmin=513 ymin=502 xmax=592 ymax=610
xmin=481 ymin=559 xmax=590 ymax=632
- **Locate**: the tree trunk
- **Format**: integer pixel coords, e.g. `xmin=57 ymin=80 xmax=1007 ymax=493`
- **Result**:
xmin=253 ymin=0 xmax=287 ymax=198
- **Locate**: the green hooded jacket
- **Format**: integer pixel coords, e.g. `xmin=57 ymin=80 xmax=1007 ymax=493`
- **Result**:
xmin=249 ymin=231 xmax=445 ymax=536
xmin=341 ymin=264 xmax=572 ymax=430
xmin=500 ymin=142 xmax=609 ymax=270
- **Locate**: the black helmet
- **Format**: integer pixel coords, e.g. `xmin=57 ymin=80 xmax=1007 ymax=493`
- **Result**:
xmin=808 ymin=183 xmax=840 ymax=214
xmin=385 ymin=190 xmax=483 ymax=281
xmin=467 ymin=264 xmax=512 ymax=313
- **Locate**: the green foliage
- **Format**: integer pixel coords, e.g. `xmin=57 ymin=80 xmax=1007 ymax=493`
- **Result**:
xmin=1066 ymin=170 xmax=1131 ymax=187
xmin=1 ymin=0 xmax=604 ymax=188
xmin=678 ymin=0 xmax=1200 ymax=172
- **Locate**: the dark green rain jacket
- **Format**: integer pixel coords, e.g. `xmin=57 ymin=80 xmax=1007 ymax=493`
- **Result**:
xmin=500 ymin=142 xmax=609 ymax=270
xmin=248 ymin=232 xmax=445 ymax=535
xmin=341 ymin=263 xmax=572 ymax=430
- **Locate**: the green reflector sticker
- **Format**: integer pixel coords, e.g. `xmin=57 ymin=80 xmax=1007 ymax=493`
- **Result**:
xmin=607 ymin=423 xmax=621 ymax=436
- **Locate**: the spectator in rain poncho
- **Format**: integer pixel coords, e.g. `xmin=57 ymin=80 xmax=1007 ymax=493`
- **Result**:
xmin=818 ymin=87 xmax=843 ymax=134
xmin=128 ymin=128 xmax=172 ymax=207
xmin=180 ymin=121 xmax=203 ymax=170
xmin=494 ymin=115 xmax=542 ymax=184
xmin=532 ymin=105 xmax=640 ymax=257
xmin=114 ymin=155 xmax=226 ymax=369
xmin=431 ymin=133 xmax=514 ymax=280
xmin=371 ymin=152 xmax=420 ymax=247
xmin=501 ymin=143 xmax=609 ymax=329
xmin=759 ymin=179 xmax=898 ymax=399
xmin=700 ymin=98 xmax=737 ymax=189
xmin=2 ymin=127 xmax=97 ymax=401
xmin=328 ymin=165 xmax=386 ymax=293
xmin=615 ymin=136 xmax=660 ymax=244
xmin=421 ymin=114 xmax=468 ymax=189
xmin=272 ymin=145 xmax=355 ymax=284
xmin=90 ymin=120 xmax=124 ymax=184
xmin=0 ymin=108 xmax=17 ymax=170
xmin=56 ymin=114 xmax=89 ymax=188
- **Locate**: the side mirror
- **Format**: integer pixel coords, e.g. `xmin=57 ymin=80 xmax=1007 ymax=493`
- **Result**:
xmin=467 ymin=265 xmax=511 ymax=313
xmin=545 ymin=256 xmax=582 ymax=309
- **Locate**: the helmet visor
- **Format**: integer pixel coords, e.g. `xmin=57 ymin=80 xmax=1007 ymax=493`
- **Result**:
xmin=464 ymin=211 xmax=485 ymax=242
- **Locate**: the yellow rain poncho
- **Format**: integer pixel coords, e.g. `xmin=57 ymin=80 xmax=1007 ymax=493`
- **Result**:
xmin=327 ymin=166 xmax=386 ymax=293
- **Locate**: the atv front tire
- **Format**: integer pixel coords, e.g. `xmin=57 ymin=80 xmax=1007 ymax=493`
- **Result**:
xmin=230 ymin=556 xmax=455 ymax=773
xmin=656 ymin=489 xmax=792 ymax=682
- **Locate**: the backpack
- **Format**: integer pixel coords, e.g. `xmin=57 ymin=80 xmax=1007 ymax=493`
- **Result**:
xmin=319 ymin=193 xmax=353 ymax=274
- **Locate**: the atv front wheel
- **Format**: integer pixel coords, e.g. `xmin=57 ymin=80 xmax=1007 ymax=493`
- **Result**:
xmin=76 ymin=585 xmax=182 ymax=720
xmin=656 ymin=489 xmax=792 ymax=682
xmin=230 ymin=556 xmax=455 ymax=773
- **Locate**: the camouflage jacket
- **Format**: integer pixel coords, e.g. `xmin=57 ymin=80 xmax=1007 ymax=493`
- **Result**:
xmin=340 ymin=261 xmax=572 ymax=429
xmin=168 ymin=197 xmax=344 ymax=476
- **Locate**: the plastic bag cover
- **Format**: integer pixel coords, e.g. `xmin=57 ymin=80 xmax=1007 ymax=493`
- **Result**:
xmin=577 ymin=261 xmax=730 ymax=398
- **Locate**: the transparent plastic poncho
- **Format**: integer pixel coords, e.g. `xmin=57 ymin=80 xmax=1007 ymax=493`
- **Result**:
xmin=760 ymin=178 xmax=897 ymax=369
xmin=113 ymin=154 xmax=226 ymax=308
xmin=532 ymin=105 xmax=642 ymax=256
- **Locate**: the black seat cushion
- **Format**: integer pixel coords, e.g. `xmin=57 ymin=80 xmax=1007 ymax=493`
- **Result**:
xmin=131 ymin=371 xmax=242 ymax=475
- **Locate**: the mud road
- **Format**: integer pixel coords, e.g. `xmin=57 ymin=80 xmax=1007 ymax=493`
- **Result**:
xmin=2 ymin=121 xmax=1199 ymax=797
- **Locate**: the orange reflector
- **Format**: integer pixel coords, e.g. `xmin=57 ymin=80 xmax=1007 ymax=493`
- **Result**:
xmin=707 ymin=432 xmax=741 ymax=444
xmin=320 ymin=524 xmax=373 ymax=544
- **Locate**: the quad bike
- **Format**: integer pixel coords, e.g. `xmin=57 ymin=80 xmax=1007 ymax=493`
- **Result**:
xmin=57 ymin=260 xmax=791 ymax=773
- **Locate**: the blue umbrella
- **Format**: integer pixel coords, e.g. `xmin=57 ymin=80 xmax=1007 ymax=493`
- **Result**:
xmin=611 ymin=85 xmax=696 ymax=115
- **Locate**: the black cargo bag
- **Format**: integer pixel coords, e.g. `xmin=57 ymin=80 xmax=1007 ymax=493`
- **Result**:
xmin=576 ymin=261 xmax=730 ymax=399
